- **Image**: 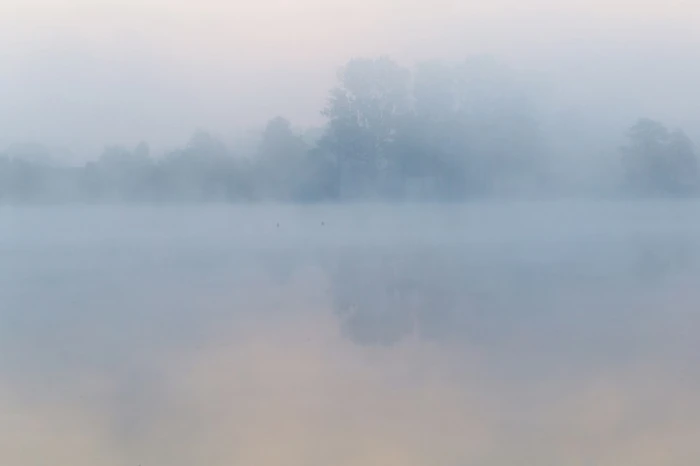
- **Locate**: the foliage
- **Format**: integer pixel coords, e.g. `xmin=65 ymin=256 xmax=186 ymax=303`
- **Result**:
xmin=621 ymin=118 xmax=698 ymax=196
xmin=0 ymin=57 xmax=697 ymax=203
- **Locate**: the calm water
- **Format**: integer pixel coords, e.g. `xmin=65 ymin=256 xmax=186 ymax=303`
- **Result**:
xmin=2 ymin=202 xmax=700 ymax=465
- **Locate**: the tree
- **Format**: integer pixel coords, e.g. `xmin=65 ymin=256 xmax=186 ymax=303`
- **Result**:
xmin=320 ymin=56 xmax=411 ymax=198
xmin=254 ymin=116 xmax=309 ymax=200
xmin=621 ymin=118 xmax=699 ymax=196
xmin=88 ymin=143 xmax=155 ymax=201
xmin=0 ymin=154 xmax=10 ymax=201
xmin=666 ymin=129 xmax=698 ymax=194
xmin=394 ymin=58 xmax=544 ymax=199
xmin=396 ymin=60 xmax=471 ymax=199
xmin=158 ymin=131 xmax=247 ymax=202
xmin=295 ymin=145 xmax=341 ymax=201
xmin=453 ymin=57 xmax=545 ymax=196
xmin=5 ymin=143 xmax=52 ymax=165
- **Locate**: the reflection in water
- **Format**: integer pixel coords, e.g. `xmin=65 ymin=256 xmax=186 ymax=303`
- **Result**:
xmin=2 ymin=204 xmax=700 ymax=465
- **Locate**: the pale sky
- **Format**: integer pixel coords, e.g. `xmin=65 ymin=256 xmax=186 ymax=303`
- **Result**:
xmin=1 ymin=0 xmax=699 ymax=159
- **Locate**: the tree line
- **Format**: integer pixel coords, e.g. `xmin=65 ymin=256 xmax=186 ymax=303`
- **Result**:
xmin=1 ymin=56 xmax=698 ymax=203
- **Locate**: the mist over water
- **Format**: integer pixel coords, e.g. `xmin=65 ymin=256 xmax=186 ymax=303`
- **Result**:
xmin=2 ymin=202 xmax=700 ymax=465
xmin=3 ymin=0 xmax=699 ymax=462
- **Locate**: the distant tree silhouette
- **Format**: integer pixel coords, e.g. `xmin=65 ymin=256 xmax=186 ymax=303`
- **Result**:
xmin=254 ymin=117 xmax=309 ymax=200
xmin=621 ymin=118 xmax=698 ymax=196
xmin=319 ymin=56 xmax=411 ymax=198
xmin=0 ymin=56 xmax=697 ymax=204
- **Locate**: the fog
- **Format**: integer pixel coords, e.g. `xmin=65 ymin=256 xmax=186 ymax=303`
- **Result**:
xmin=1 ymin=0 xmax=699 ymax=159
xmin=3 ymin=204 xmax=700 ymax=465
xmin=2 ymin=1 xmax=700 ymax=464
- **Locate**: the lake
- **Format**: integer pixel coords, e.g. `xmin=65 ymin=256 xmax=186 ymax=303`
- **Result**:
xmin=2 ymin=201 xmax=700 ymax=465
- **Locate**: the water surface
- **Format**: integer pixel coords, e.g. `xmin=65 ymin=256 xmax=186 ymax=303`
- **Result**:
xmin=2 ymin=202 xmax=700 ymax=465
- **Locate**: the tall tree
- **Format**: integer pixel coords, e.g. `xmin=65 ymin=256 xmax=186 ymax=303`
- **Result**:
xmin=454 ymin=57 xmax=544 ymax=196
xmin=396 ymin=58 xmax=544 ymax=199
xmin=398 ymin=60 xmax=470 ymax=199
xmin=255 ymin=116 xmax=309 ymax=200
xmin=621 ymin=118 xmax=698 ymax=196
xmin=320 ymin=56 xmax=411 ymax=198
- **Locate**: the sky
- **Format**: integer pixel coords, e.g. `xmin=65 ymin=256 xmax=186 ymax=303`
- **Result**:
xmin=1 ymin=0 xmax=699 ymax=159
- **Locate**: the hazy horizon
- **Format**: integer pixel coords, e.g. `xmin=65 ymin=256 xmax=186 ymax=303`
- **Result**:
xmin=2 ymin=0 xmax=699 ymax=160
xmin=4 ymin=2 xmax=700 ymax=464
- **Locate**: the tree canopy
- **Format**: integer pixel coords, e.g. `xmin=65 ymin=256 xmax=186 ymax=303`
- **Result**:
xmin=621 ymin=118 xmax=698 ymax=197
xmin=1 ymin=56 xmax=698 ymax=203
